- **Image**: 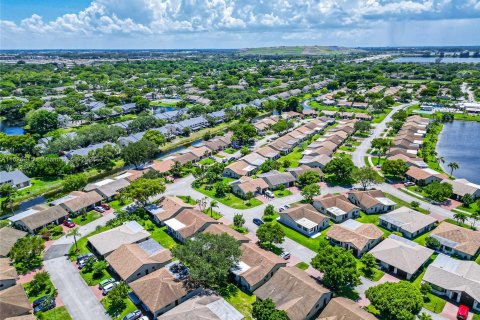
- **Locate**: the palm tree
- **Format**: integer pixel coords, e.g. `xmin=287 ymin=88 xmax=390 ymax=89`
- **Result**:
xmin=447 ymin=162 xmax=459 ymax=176
xmin=436 ymin=156 xmax=445 ymax=165
xmin=470 ymin=211 xmax=480 ymax=229
xmin=67 ymin=228 xmax=81 ymax=252
xmin=453 ymin=212 xmax=468 ymax=226
xmin=209 ymin=200 xmax=218 ymax=217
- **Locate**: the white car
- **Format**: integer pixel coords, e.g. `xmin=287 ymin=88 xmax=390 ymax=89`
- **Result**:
xmin=102 ymin=281 xmax=119 ymax=295
xmin=265 ymin=190 xmax=275 ymax=198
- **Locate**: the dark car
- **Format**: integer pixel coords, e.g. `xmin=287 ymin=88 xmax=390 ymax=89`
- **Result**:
xmin=33 ymin=296 xmax=55 ymax=313
xmin=101 ymin=203 xmax=111 ymax=210
xmin=253 ymin=218 xmax=264 ymax=226
xmin=63 ymin=218 xmax=75 ymax=228
xmin=122 ymin=310 xmax=142 ymax=320
xmin=32 ymin=296 xmax=49 ymax=308
xmin=76 ymin=253 xmax=94 ymax=264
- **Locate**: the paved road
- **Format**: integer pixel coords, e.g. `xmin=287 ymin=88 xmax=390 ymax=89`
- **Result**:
xmin=351 ymin=103 xmax=410 ymax=168
xmin=43 ymin=212 xmax=116 ymax=320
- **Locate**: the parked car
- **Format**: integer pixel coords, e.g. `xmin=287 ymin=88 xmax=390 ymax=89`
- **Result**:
xmin=98 ymin=278 xmax=115 ymax=289
xmin=63 ymin=218 xmax=76 ymax=228
xmin=138 ymin=317 xmax=149 ymax=320
xmin=265 ymin=190 xmax=275 ymax=198
xmin=404 ymin=181 xmax=415 ymax=186
xmin=94 ymin=206 xmax=105 ymax=213
xmin=33 ymin=296 xmax=55 ymax=313
xmin=280 ymin=252 xmax=291 ymax=260
xmin=78 ymin=256 xmax=97 ymax=269
xmin=76 ymin=253 xmax=94 ymax=264
xmin=253 ymin=218 xmax=264 ymax=226
xmin=457 ymin=305 xmax=469 ymax=320
xmin=102 ymin=281 xmax=119 ymax=295
xmin=33 ymin=296 xmax=50 ymax=308
xmin=122 ymin=310 xmax=142 ymax=320
xmin=101 ymin=203 xmax=111 ymax=210
xmin=284 ymin=204 xmax=290 ymax=209
xmin=278 ymin=207 xmax=284 ymax=212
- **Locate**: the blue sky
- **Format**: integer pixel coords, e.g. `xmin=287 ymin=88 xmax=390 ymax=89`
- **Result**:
xmin=1 ymin=0 xmax=480 ymax=49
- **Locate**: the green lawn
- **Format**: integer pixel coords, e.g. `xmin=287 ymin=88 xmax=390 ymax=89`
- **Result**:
xmin=413 ymin=230 xmax=433 ymax=246
xmin=355 ymin=212 xmax=391 ymax=237
xmin=71 ymin=211 xmax=102 ymax=226
xmin=199 ymin=158 xmax=215 ymax=165
xmin=101 ymin=296 xmax=138 ymax=320
xmin=384 ymin=193 xmax=429 ymax=215
xmin=150 ymin=225 xmax=178 ymax=249
xmin=276 ymin=221 xmax=331 ymax=252
xmin=273 ymin=189 xmax=292 ymax=198
xmin=444 ymin=218 xmax=476 ymax=231
xmin=23 ymin=277 xmax=56 ymax=302
xmin=220 ymin=284 xmax=256 ymax=320
xmin=452 ymin=202 xmax=479 ymax=215
xmin=177 ymin=195 xmax=197 ymax=205
xmin=295 ymin=262 xmax=309 ymax=270
xmin=203 ymin=209 xmax=223 ymax=220
xmin=40 ymin=306 xmax=73 ymax=320
xmin=278 ymin=147 xmax=304 ymax=168
xmin=424 ymin=293 xmax=447 ymax=313
xmin=223 ymin=147 xmax=236 ymax=154
xmin=80 ymin=268 xmax=112 ymax=286
xmin=195 ymin=185 xmax=262 ymax=209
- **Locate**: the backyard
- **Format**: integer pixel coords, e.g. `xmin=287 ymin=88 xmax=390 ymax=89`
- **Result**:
xmin=220 ymin=284 xmax=256 ymax=320
xmin=194 ymin=183 xmax=262 ymax=209
xmin=71 ymin=211 xmax=102 ymax=226
xmin=101 ymin=296 xmax=137 ymax=320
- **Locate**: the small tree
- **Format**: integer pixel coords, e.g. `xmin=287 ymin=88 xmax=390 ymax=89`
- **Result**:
xmin=425 ymin=236 xmax=441 ymax=250
xmin=264 ymin=204 xmax=275 ymax=216
xmin=298 ymin=170 xmax=322 ymax=187
xmin=461 ymin=194 xmax=474 ymax=208
xmin=107 ymin=282 xmax=129 ymax=316
xmin=360 ymin=253 xmax=377 ymax=277
xmin=28 ymin=271 xmax=50 ymax=296
xmin=66 ymin=228 xmax=81 ymax=252
xmin=410 ymin=201 xmax=420 ymax=209
xmin=256 ymin=223 xmax=285 ymax=246
xmin=121 ymin=178 xmax=166 ymax=206
xmin=453 ymin=211 xmax=468 ymax=226
xmin=420 ymin=283 xmax=432 ymax=300
xmin=418 ymin=312 xmax=433 ymax=320
xmin=301 ymin=183 xmax=321 ymax=203
xmin=233 ymin=213 xmax=245 ymax=229
xmin=63 ymin=173 xmax=88 ymax=192
xmin=92 ymin=261 xmax=107 ymax=279
xmin=82 ymin=257 xmax=96 ymax=273
xmin=244 ymin=191 xmax=253 ymax=206
xmin=252 ymin=299 xmax=289 ymax=320
xmin=209 ymin=200 xmax=219 ymax=217
xmin=352 ymin=166 xmax=383 ymax=191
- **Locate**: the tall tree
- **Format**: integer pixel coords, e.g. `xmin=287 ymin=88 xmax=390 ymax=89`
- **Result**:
xmin=447 ymin=162 xmax=459 ymax=176
xmin=121 ymin=178 xmax=165 ymax=206
xmin=120 ymin=139 xmax=157 ymax=169
xmin=256 ymin=223 xmax=285 ymax=246
xmin=173 ymin=233 xmax=241 ymax=289
xmin=301 ymin=183 xmax=321 ymax=203
xmin=252 ymin=299 xmax=289 ymax=320
xmin=352 ymin=167 xmax=383 ymax=191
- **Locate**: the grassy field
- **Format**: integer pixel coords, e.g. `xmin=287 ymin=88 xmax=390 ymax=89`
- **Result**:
xmin=220 ymin=284 xmax=256 ymax=320
xmin=149 ymin=225 xmax=178 ymax=249
xmin=384 ymin=193 xmax=430 ymax=215
xmin=23 ymin=276 xmax=56 ymax=302
xmin=355 ymin=212 xmax=391 ymax=237
xmin=101 ymin=296 xmax=137 ymax=320
xmin=177 ymin=195 xmax=197 ymax=205
xmin=80 ymin=268 xmax=112 ymax=286
xmin=295 ymin=262 xmax=309 ymax=270
xmin=40 ymin=306 xmax=73 ymax=320
xmin=273 ymin=189 xmax=292 ymax=198
xmin=71 ymin=211 xmax=102 ymax=226
xmin=276 ymin=220 xmax=331 ymax=252
xmin=194 ymin=184 xmax=262 ymax=209
xmin=278 ymin=147 xmax=304 ymax=168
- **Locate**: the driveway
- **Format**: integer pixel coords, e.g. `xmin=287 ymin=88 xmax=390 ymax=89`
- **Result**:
xmin=43 ymin=212 xmax=116 ymax=320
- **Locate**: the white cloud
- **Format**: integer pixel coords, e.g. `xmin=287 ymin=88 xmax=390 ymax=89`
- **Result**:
xmin=1 ymin=0 xmax=480 ymax=48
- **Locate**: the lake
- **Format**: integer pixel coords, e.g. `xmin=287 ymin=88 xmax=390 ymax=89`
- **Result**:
xmin=437 ymin=121 xmax=480 ymax=184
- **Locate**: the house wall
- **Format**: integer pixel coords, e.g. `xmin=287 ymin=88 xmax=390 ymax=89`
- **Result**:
xmin=223 ymin=168 xmax=241 ymax=178
xmin=153 ymin=288 xmax=202 ymax=318
xmin=304 ymin=292 xmax=333 ymax=320
xmin=236 ymin=263 xmax=286 ymax=293
xmin=0 ymin=278 xmax=16 ymax=291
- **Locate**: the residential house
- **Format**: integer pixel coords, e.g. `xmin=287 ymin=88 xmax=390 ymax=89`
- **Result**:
xmin=232 ymin=243 xmax=286 ymax=292
xmin=0 ymin=258 xmax=17 ymax=291
xmin=379 ymin=207 xmax=437 ymax=239
xmin=0 ymin=170 xmax=30 ymax=189
xmin=405 ymin=167 xmax=447 ymax=185
xmin=423 ymin=254 xmax=480 ymax=312
xmin=84 ymin=178 xmax=130 ymax=201
xmin=164 ymin=209 xmax=219 ymax=243
xmin=317 ymin=297 xmax=377 ymax=320
xmin=241 ymin=152 xmax=267 ymax=167
xmin=313 ymin=194 xmax=360 ymax=223
xmin=114 ymin=170 xmax=145 ymax=182
xmin=151 ymin=160 xmax=175 ymax=175
xmin=170 ymin=152 xmax=199 ymax=166
xmin=326 ymin=220 xmax=383 ymax=257
xmin=203 ymin=223 xmax=250 ymax=243
xmin=278 ymin=203 xmax=329 ymax=237
xmin=87 ymin=221 xmax=151 ymax=257
xmin=185 ymin=146 xmax=212 ymax=160
xmin=299 ymin=154 xmax=332 ymax=170
xmin=230 ymin=177 xmax=269 ymax=198
xmin=50 ymin=191 xmax=103 ymax=215
xmin=9 ymin=205 xmax=69 ymax=234
xmin=145 ymin=196 xmax=194 ymax=225
xmin=429 ymin=222 xmax=480 ymax=259
xmin=0 ymin=228 xmax=27 ymax=258
xmin=158 ymin=294 xmax=244 ymax=320
xmin=254 ymin=267 xmax=332 ymax=320
xmin=106 ymin=239 xmax=172 ymax=283
xmin=347 ymin=190 xmax=396 ymax=214
xmin=255 ymin=146 xmax=280 ymax=160
xmin=129 ymin=262 xmax=202 ymax=318
xmin=287 ymin=165 xmax=324 ymax=181
xmin=369 ymin=234 xmax=434 ymax=280
xmin=0 ymin=284 xmax=32 ymax=319
xmin=386 ymin=154 xmax=428 ymax=168
xmin=442 ymin=179 xmax=480 ymax=200
xmin=258 ymin=170 xmax=296 ymax=189
xmin=224 ymin=160 xmax=257 ymax=178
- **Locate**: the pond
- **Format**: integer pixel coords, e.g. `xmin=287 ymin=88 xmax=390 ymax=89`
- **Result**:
xmin=0 ymin=119 xmax=24 ymax=135
xmin=392 ymin=57 xmax=480 ymax=64
xmin=437 ymin=121 xmax=480 ymax=184
xmin=155 ymin=106 xmax=176 ymax=113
